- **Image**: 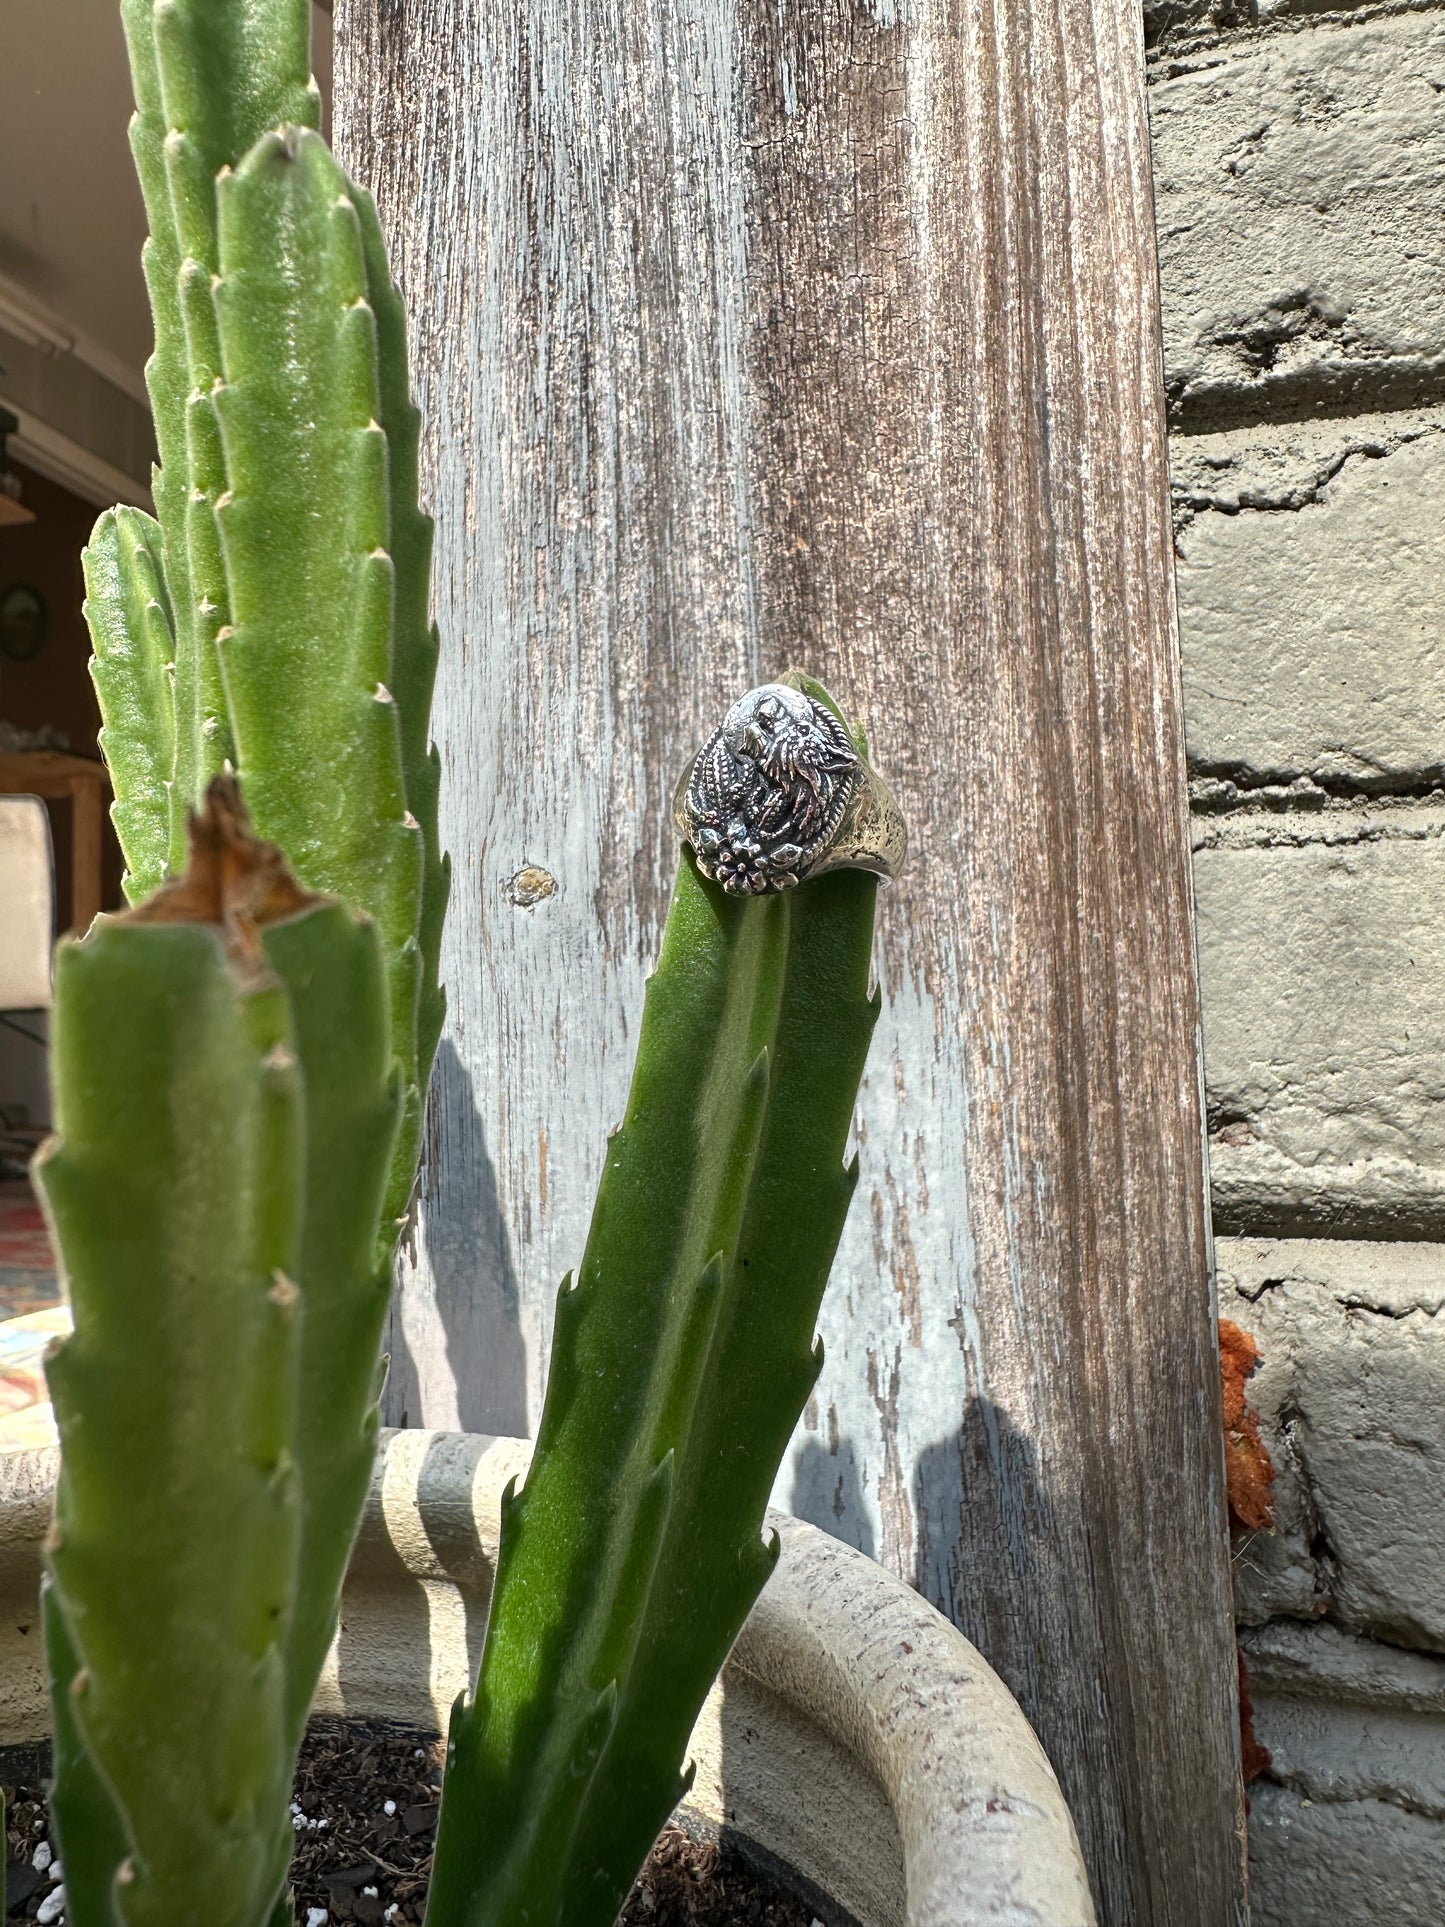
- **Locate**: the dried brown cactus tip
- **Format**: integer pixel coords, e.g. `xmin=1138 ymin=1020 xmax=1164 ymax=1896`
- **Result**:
xmin=120 ymin=773 xmax=326 ymax=972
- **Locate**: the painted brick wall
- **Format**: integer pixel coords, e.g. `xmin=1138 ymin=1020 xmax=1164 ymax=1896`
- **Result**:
xmin=1148 ymin=3 xmax=1445 ymax=1916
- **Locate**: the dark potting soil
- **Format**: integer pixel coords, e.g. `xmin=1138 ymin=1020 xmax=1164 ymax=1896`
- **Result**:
xmin=3 ymin=1723 xmax=818 ymax=1926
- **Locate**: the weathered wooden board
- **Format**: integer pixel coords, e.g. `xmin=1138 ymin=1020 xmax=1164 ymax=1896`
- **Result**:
xmin=334 ymin=0 xmax=1244 ymax=1916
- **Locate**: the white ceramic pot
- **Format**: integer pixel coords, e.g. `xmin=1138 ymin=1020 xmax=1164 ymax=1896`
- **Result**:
xmin=0 ymin=1430 xmax=1095 ymax=1926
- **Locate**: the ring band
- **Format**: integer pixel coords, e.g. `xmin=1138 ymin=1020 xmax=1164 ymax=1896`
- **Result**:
xmin=673 ymin=675 xmax=907 ymax=896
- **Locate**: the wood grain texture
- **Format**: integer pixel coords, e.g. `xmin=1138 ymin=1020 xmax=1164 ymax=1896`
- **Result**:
xmin=333 ymin=0 xmax=1246 ymax=1917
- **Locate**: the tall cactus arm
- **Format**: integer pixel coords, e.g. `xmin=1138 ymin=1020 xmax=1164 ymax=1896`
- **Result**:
xmin=111 ymin=13 xmax=438 ymax=1218
xmin=118 ymin=0 xmax=319 ymax=847
xmin=562 ymin=866 xmax=879 ymax=1922
xmin=261 ymin=901 xmax=403 ymax=1739
xmin=150 ymin=0 xmax=320 ymax=798
xmin=40 ymin=779 xmax=412 ymax=1927
xmin=36 ymin=805 xmax=320 ymax=1927
xmin=211 ymin=125 xmax=425 ymax=1226
xmin=83 ymin=508 xmax=176 ymax=904
xmin=425 ymin=681 xmax=883 ymax=1927
xmin=349 ymin=180 xmax=450 ymax=1095
xmin=427 ymin=860 xmax=787 ymax=1927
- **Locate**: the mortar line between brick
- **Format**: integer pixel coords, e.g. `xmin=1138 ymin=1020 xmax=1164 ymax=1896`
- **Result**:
xmin=1147 ymin=0 xmax=1445 ymax=78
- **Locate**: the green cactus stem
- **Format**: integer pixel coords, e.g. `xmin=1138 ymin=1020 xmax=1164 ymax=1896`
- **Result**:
xmin=93 ymin=4 xmax=445 ymax=1221
xmin=263 ymin=884 xmax=403 ymax=1740
xmin=346 ymin=180 xmax=448 ymax=1097
xmin=117 ymin=0 xmax=320 ymax=840
xmin=425 ymin=678 xmax=883 ymax=1927
xmin=54 ymin=5 xmax=446 ymax=1915
xmin=210 ymin=125 xmax=427 ymax=1226
xmin=39 ymin=782 xmax=400 ymax=1927
xmin=82 ymin=508 xmax=175 ymax=904
xmin=39 ymin=832 xmax=306 ymax=1927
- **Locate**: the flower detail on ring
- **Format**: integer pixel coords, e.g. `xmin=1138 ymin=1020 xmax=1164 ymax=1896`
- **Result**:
xmin=680 ymin=685 xmax=860 ymax=897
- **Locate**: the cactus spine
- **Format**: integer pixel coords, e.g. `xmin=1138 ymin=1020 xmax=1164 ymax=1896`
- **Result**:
xmin=425 ymin=677 xmax=882 ymax=1927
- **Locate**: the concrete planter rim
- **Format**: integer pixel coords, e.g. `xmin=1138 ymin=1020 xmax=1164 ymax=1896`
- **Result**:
xmin=0 ymin=1429 xmax=1095 ymax=1926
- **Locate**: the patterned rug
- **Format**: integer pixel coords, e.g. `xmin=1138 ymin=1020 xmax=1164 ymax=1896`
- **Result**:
xmin=0 ymin=1183 xmax=62 ymax=1450
xmin=0 ymin=1183 xmax=58 ymax=1314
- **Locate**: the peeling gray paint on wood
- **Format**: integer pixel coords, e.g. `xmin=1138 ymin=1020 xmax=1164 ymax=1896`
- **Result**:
xmin=334 ymin=0 xmax=1244 ymax=1917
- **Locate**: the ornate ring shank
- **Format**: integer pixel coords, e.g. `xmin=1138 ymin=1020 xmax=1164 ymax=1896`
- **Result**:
xmin=673 ymin=680 xmax=907 ymax=897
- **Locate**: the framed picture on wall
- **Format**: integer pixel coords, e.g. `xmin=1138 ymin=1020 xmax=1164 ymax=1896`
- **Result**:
xmin=0 ymin=585 xmax=47 ymax=664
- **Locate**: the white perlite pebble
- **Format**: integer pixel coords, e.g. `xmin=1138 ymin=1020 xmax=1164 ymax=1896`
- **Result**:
xmin=32 ymin=1840 xmax=52 ymax=1872
xmin=306 ymin=1910 xmax=328 ymax=1927
xmin=36 ymin=1886 xmax=66 ymax=1925
xmin=383 ymin=1799 xmax=397 ymax=1816
xmin=50 ymin=1863 xmax=63 ymax=1882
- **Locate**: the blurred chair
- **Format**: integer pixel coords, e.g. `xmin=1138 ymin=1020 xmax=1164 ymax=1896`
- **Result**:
xmin=0 ymin=795 xmax=53 ymax=1012
xmin=0 ymin=795 xmax=53 ymax=1173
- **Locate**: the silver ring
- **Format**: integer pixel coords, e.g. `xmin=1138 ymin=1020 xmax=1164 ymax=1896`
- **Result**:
xmin=673 ymin=676 xmax=907 ymax=895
